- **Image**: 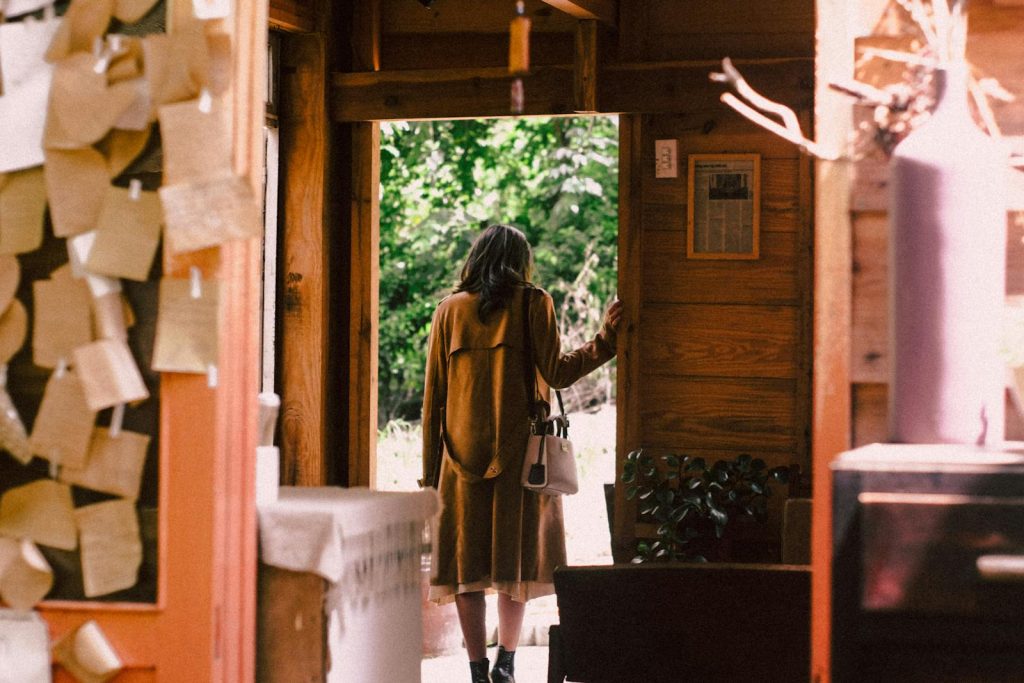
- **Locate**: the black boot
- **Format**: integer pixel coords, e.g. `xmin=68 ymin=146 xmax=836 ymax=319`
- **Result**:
xmin=490 ymin=646 xmax=516 ymax=683
xmin=469 ymin=658 xmax=491 ymax=683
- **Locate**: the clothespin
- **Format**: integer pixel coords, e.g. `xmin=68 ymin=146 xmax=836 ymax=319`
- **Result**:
xmin=48 ymin=448 xmax=60 ymax=479
xmin=198 ymin=87 xmax=213 ymax=114
xmin=129 ymin=178 xmax=142 ymax=201
xmin=190 ymin=266 xmax=202 ymax=299
xmin=110 ymin=403 xmax=124 ymax=438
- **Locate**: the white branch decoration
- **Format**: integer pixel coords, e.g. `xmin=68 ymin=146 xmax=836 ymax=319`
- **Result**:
xmin=709 ymin=57 xmax=838 ymax=160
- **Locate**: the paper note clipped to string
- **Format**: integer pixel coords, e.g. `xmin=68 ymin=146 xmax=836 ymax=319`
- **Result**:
xmin=0 ymin=17 xmax=59 ymax=173
xmin=0 ymin=537 xmax=53 ymax=610
xmin=0 ymin=479 xmax=77 ymax=551
xmin=73 ymin=339 xmax=149 ymax=411
xmin=33 ymin=268 xmax=93 ymax=369
xmin=60 ymin=427 xmax=150 ymax=500
xmin=29 ymin=367 xmax=97 ymax=469
xmin=53 ymin=619 xmax=124 ymax=683
xmin=76 ymin=499 xmax=142 ymax=598
xmin=0 ymin=167 xmax=46 ymax=254
xmin=0 ymin=608 xmax=51 ymax=683
xmin=84 ymin=183 xmax=162 ymax=281
xmin=152 ymin=276 xmax=220 ymax=373
xmin=160 ymin=174 xmax=262 ymax=254
xmin=44 ymin=147 xmax=109 ymax=238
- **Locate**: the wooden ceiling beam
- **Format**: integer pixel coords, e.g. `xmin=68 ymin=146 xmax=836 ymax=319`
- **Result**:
xmin=541 ymin=0 xmax=618 ymax=27
xmin=269 ymin=0 xmax=317 ymax=33
xmin=330 ymin=58 xmax=812 ymax=121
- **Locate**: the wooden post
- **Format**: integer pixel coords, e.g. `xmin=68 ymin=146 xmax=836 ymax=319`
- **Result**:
xmin=811 ymin=2 xmax=889 ymax=681
xmin=348 ymin=122 xmax=380 ymax=488
xmin=279 ymin=32 xmax=331 ymax=486
xmin=574 ymin=19 xmax=598 ymax=113
xmin=613 ymin=114 xmax=643 ymax=563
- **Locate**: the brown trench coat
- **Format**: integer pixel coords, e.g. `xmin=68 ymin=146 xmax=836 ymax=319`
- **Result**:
xmin=422 ymin=286 xmax=616 ymax=603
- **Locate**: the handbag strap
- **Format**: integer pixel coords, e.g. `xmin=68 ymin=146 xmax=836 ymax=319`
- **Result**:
xmin=521 ymin=287 xmax=540 ymax=421
xmin=522 ymin=287 xmax=567 ymax=427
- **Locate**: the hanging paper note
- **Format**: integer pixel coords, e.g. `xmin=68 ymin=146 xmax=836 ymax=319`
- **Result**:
xmin=0 ymin=255 xmax=20 ymax=314
xmin=60 ymin=428 xmax=150 ymax=500
xmin=0 ymin=609 xmax=51 ymax=683
xmin=72 ymin=339 xmax=149 ymax=411
xmin=107 ymin=37 xmax=145 ymax=84
xmin=91 ymin=292 xmax=129 ymax=341
xmin=0 ymin=479 xmax=78 ymax=550
xmin=33 ymin=272 xmax=93 ymax=369
xmin=45 ymin=0 xmax=115 ymax=62
xmin=0 ymin=69 xmax=52 ymax=173
xmin=75 ymin=500 xmax=142 ymax=598
xmin=143 ymin=23 xmax=210 ymax=109
xmin=152 ymin=276 xmax=220 ymax=373
xmin=85 ymin=184 xmax=162 ymax=281
xmin=0 ymin=17 xmax=61 ymax=90
xmin=97 ymin=126 xmax=152 ymax=179
xmin=0 ymin=369 xmax=32 ymax=465
xmin=44 ymin=147 xmax=109 ymax=237
xmin=160 ymin=174 xmax=263 ymax=254
xmin=29 ymin=369 xmax=97 ymax=469
xmin=0 ymin=167 xmax=46 ymax=254
xmin=0 ymin=300 xmax=28 ymax=366
xmin=193 ymin=0 xmax=230 ymax=19
xmin=53 ymin=619 xmax=124 ymax=683
xmin=0 ymin=538 xmax=53 ymax=610
xmin=44 ymin=52 xmax=138 ymax=150
xmin=112 ymin=77 xmax=152 ymax=131
xmin=157 ymin=97 xmax=231 ymax=185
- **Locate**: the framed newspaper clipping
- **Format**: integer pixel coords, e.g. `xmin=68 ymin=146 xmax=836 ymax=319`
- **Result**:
xmin=686 ymin=154 xmax=761 ymax=260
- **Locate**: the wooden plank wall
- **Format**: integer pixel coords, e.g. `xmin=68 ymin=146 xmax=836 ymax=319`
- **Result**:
xmin=624 ymin=109 xmax=813 ymax=555
xmin=847 ymin=0 xmax=1024 ymax=448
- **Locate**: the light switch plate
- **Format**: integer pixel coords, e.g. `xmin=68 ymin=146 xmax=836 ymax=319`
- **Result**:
xmin=655 ymin=139 xmax=678 ymax=178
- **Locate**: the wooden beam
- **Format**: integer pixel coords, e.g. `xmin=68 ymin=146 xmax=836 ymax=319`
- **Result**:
xmin=279 ymin=32 xmax=330 ymax=486
xmin=269 ymin=0 xmax=317 ymax=33
xmin=574 ymin=19 xmax=598 ymax=113
xmin=348 ymin=122 xmax=380 ymax=488
xmin=330 ymin=58 xmax=812 ymax=121
xmin=613 ymin=113 xmax=642 ymax=563
xmin=811 ymin=3 xmax=892 ymax=682
xmin=542 ymin=0 xmax=617 ymax=27
xmin=332 ymin=65 xmax=575 ymax=121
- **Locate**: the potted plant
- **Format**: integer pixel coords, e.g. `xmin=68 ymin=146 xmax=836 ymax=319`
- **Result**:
xmin=621 ymin=449 xmax=793 ymax=563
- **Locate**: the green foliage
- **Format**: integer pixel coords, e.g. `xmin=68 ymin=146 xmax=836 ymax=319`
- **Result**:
xmin=379 ymin=116 xmax=620 ymax=424
xmin=622 ymin=449 xmax=793 ymax=563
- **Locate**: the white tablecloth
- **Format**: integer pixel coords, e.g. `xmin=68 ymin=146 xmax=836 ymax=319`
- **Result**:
xmin=258 ymin=486 xmax=439 ymax=683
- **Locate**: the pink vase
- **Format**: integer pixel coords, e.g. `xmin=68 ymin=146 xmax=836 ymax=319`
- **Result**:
xmin=888 ymin=61 xmax=1007 ymax=445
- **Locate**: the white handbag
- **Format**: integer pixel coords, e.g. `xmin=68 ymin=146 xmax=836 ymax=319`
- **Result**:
xmin=519 ymin=288 xmax=578 ymax=496
xmin=521 ymin=413 xmax=578 ymax=496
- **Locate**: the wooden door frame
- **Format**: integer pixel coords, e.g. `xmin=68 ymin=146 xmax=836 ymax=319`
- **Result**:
xmin=39 ymin=2 xmax=265 ymax=680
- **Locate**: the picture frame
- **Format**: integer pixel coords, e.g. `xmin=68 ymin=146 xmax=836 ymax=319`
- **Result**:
xmin=686 ymin=154 xmax=761 ymax=260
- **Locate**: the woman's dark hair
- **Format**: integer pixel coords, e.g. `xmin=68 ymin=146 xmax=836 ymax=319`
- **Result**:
xmin=455 ymin=224 xmax=533 ymax=321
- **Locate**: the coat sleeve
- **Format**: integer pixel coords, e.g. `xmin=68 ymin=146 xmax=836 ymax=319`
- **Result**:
xmin=530 ymin=290 xmax=617 ymax=391
xmin=421 ymin=305 xmax=447 ymax=488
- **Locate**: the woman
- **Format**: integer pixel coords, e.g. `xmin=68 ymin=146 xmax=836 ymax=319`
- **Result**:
xmin=422 ymin=224 xmax=622 ymax=683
